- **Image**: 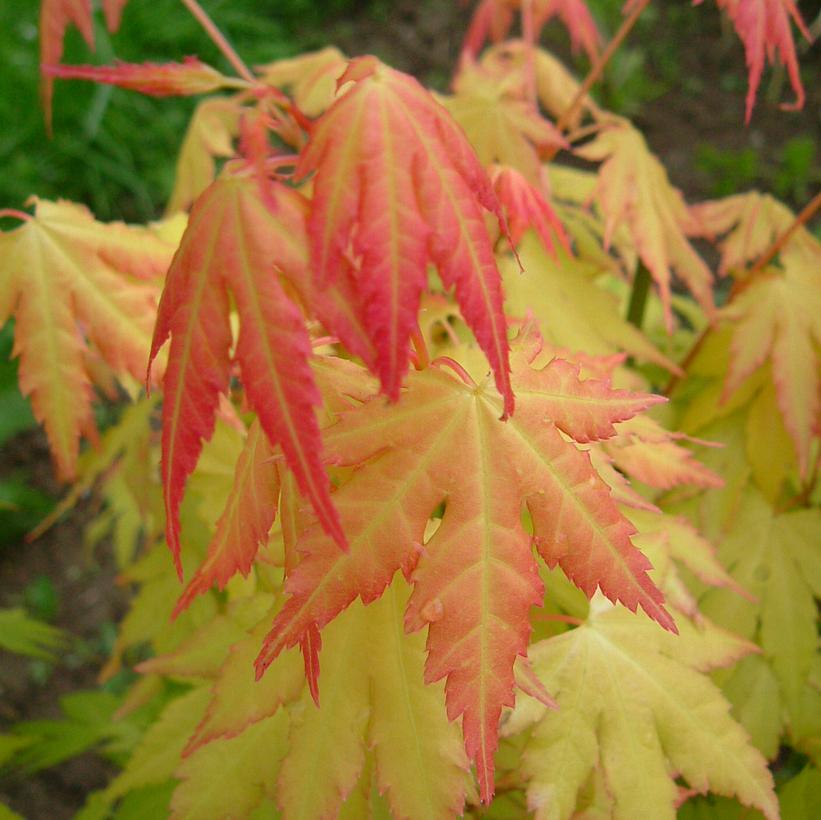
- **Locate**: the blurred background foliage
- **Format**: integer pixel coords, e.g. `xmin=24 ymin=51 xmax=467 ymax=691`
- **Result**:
xmin=0 ymin=0 xmax=377 ymax=224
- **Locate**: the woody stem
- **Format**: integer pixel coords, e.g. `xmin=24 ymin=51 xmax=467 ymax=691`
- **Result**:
xmin=747 ymin=188 xmax=821 ymax=277
xmin=555 ymin=0 xmax=653 ymax=133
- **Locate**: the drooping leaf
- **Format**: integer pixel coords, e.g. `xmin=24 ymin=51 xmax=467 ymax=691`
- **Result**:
xmin=576 ymin=118 xmax=714 ymax=331
xmin=462 ymin=0 xmax=600 ymax=62
xmin=297 ymin=56 xmax=514 ymax=415
xmin=256 ymin=331 xmax=673 ymax=801
xmin=706 ymin=0 xmax=810 ymax=121
xmin=490 ymin=165 xmax=570 ymax=255
xmin=148 ymin=172 xmax=345 ymax=577
xmin=0 ymin=199 xmax=170 ymax=478
xmin=506 ymin=604 xmax=778 ymax=819
xmin=479 ymin=41 xmax=597 ymax=128
xmin=43 ymin=57 xmax=232 ymax=98
xmin=38 ymin=0 xmax=131 ymax=129
xmin=604 ymin=414 xmax=725 ymax=491
xmin=175 ymin=419 xmax=280 ymax=611
xmin=690 ymin=191 xmax=798 ymax=276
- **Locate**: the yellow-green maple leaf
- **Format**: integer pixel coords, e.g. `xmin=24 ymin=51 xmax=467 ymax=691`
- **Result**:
xmin=699 ymin=490 xmax=820 ymax=725
xmin=575 ymin=118 xmax=714 ymax=331
xmin=0 ymin=199 xmax=172 ymax=478
xmin=500 ymin=232 xmax=679 ymax=373
xmin=444 ymin=60 xmax=564 ymax=180
xmin=506 ymin=604 xmax=777 ymax=819
xmin=720 ymin=243 xmax=821 ymax=478
xmin=166 ymin=97 xmax=242 ymax=214
xmin=172 ymin=710 xmax=289 ymax=820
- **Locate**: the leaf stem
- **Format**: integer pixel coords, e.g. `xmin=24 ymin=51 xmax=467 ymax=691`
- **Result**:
xmin=747 ymin=188 xmax=821 ymax=277
xmin=521 ymin=0 xmax=537 ymax=106
xmin=0 ymin=209 xmax=33 ymax=222
xmin=626 ymin=262 xmax=652 ymax=329
xmin=431 ymin=356 xmax=476 ymax=386
xmin=555 ymin=0 xmax=652 ymax=133
xmin=411 ymin=325 xmax=430 ymax=370
xmin=178 ymin=0 xmax=256 ymax=85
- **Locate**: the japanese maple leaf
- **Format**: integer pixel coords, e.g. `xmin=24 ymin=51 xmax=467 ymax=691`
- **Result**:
xmin=444 ymin=62 xmax=566 ymax=180
xmin=705 ymin=0 xmax=811 ymax=122
xmin=700 ymin=490 xmax=820 ymax=722
xmin=506 ymin=604 xmax=777 ymax=819
xmin=462 ymin=0 xmax=600 ymax=62
xmin=166 ymin=98 xmax=243 ymax=215
xmin=174 ymin=419 xmax=280 ymax=614
xmin=255 ymin=332 xmax=673 ymax=801
xmin=0 ymin=198 xmax=170 ymax=479
xmin=147 ymin=171 xmax=346 ymax=579
xmin=576 ymin=118 xmax=715 ymax=331
xmin=690 ymin=191 xmax=798 ymax=276
xmin=490 ymin=164 xmax=570 ymax=255
xmin=43 ymin=57 xmax=232 ymax=98
xmin=257 ymin=47 xmax=348 ymax=117
xmin=478 ymin=41 xmax=598 ymax=129
xmin=604 ymin=414 xmax=725 ymax=491
xmin=297 ymin=56 xmax=514 ymax=416
xmin=720 ymin=239 xmax=821 ymax=476
xmin=39 ymin=0 xmax=129 ymax=129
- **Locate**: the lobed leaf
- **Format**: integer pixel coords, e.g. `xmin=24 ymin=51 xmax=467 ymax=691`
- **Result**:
xmin=0 ymin=199 xmax=168 ymax=478
xmin=44 ymin=57 xmax=232 ymax=98
xmin=257 ymin=332 xmax=672 ymax=800
xmin=149 ymin=173 xmax=344 ymax=578
xmin=298 ymin=56 xmax=514 ymax=416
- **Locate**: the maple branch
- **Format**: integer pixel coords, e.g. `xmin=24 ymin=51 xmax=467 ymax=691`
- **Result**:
xmin=521 ymin=0 xmax=537 ymax=106
xmin=0 ymin=209 xmax=33 ymax=222
xmin=178 ymin=0 xmax=256 ymax=85
xmin=747 ymin=188 xmax=821 ymax=277
xmin=555 ymin=0 xmax=652 ymax=134
xmin=668 ymin=188 xmax=821 ymax=395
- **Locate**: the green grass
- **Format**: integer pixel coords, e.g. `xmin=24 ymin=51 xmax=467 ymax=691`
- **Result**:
xmin=0 ymin=0 xmax=370 ymax=223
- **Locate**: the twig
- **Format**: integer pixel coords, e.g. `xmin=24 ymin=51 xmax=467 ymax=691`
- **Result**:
xmin=555 ymin=0 xmax=653 ymax=134
xmin=747 ymin=188 xmax=821 ymax=277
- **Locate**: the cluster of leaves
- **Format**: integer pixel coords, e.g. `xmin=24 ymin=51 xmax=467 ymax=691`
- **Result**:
xmin=0 ymin=0 xmax=819 ymax=818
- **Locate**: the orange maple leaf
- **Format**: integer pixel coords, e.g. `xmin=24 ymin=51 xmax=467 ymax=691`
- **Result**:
xmin=148 ymin=171 xmax=346 ymax=578
xmin=297 ymin=56 xmax=514 ymax=416
xmin=462 ymin=0 xmax=600 ymax=62
xmin=43 ymin=56 xmax=232 ymax=97
xmin=39 ymin=0 xmax=129 ymax=130
xmin=705 ymin=0 xmax=811 ymax=122
xmin=255 ymin=331 xmax=673 ymax=802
